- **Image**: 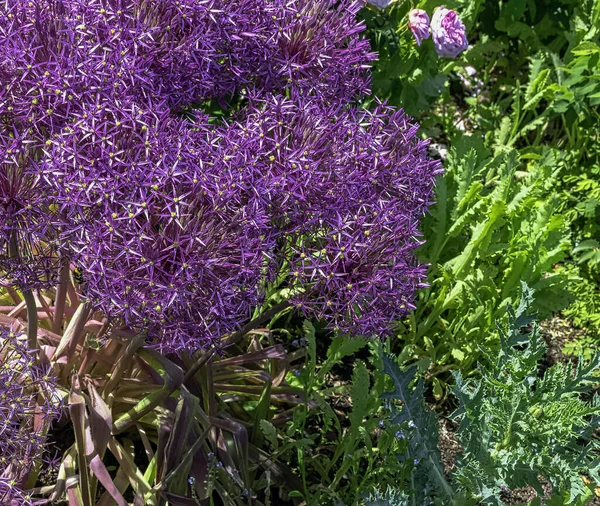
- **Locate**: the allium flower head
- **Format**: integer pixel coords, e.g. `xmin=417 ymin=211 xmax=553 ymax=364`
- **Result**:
xmin=430 ymin=6 xmax=468 ymax=58
xmin=265 ymin=1 xmax=375 ymax=103
xmin=0 ymin=0 xmax=116 ymax=287
xmin=107 ymin=0 xmax=279 ymax=107
xmin=0 ymin=0 xmax=125 ymax=131
xmin=0 ymin=0 xmax=372 ymax=110
xmin=0 ymin=329 xmax=61 ymax=498
xmin=225 ymin=94 xmax=441 ymax=338
xmin=408 ymin=9 xmax=431 ymax=47
xmin=42 ymin=101 xmax=274 ymax=351
xmin=0 ymin=128 xmax=61 ymax=289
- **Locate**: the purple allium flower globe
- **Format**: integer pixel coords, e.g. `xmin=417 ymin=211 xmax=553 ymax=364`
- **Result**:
xmin=42 ymin=101 xmax=275 ymax=351
xmin=0 ymin=130 xmax=62 ymax=289
xmin=408 ymin=9 xmax=431 ymax=47
xmin=227 ymin=94 xmax=440 ymax=338
xmin=1 ymin=0 xmax=442 ymax=351
xmin=0 ymin=329 xmax=61 ymax=503
xmin=261 ymin=1 xmax=375 ymax=103
xmin=430 ymin=6 xmax=469 ymax=58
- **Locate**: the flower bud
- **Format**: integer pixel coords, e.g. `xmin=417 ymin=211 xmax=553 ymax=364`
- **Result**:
xmin=366 ymin=0 xmax=394 ymax=9
xmin=408 ymin=9 xmax=430 ymax=47
xmin=430 ymin=6 xmax=468 ymax=58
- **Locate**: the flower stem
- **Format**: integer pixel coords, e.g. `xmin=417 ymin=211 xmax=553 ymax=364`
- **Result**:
xmin=53 ymin=258 xmax=70 ymax=333
xmin=8 ymin=234 xmax=38 ymax=352
xmin=23 ymin=289 xmax=38 ymax=351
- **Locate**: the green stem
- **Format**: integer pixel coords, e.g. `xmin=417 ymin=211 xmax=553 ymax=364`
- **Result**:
xmin=8 ymin=234 xmax=38 ymax=351
xmin=23 ymin=289 xmax=38 ymax=351
xmin=53 ymin=258 xmax=70 ymax=333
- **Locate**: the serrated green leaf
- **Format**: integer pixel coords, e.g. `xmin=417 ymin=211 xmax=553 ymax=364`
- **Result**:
xmin=349 ymin=361 xmax=370 ymax=441
xmin=382 ymin=355 xmax=454 ymax=503
xmin=318 ymin=336 xmax=367 ymax=381
xmin=259 ymin=420 xmax=279 ymax=451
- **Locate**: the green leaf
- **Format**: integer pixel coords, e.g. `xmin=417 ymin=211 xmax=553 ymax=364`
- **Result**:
xmin=259 ymin=420 xmax=279 ymax=451
xmin=495 ymin=117 xmax=512 ymax=147
xmin=571 ymin=41 xmax=600 ymax=56
xmin=381 ymin=355 xmax=454 ymax=503
xmin=349 ymin=361 xmax=370 ymax=442
xmin=304 ymin=320 xmax=317 ymax=377
xmin=432 ymin=377 xmax=444 ymax=401
xmin=451 ymin=348 xmax=466 ymax=362
xmin=318 ymin=335 xmax=367 ymax=381
xmin=524 ymin=69 xmax=550 ymax=110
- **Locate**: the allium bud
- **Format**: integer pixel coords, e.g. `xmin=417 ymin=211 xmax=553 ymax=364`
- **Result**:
xmin=430 ymin=6 xmax=468 ymax=58
xmin=408 ymin=9 xmax=430 ymax=47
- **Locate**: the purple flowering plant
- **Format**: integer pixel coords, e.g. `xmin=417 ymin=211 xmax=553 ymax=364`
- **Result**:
xmin=408 ymin=9 xmax=430 ymax=47
xmin=361 ymin=4 xmax=469 ymax=120
xmin=2 ymin=0 xmax=439 ymax=352
xmin=0 ymin=0 xmax=441 ymax=502
xmin=430 ymin=6 xmax=469 ymax=58
xmin=0 ymin=328 xmax=61 ymax=506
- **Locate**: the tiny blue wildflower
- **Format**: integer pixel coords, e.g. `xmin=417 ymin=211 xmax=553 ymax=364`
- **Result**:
xmin=395 ymin=431 xmax=405 ymax=439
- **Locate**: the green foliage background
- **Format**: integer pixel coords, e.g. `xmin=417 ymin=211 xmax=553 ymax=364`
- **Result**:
xmin=357 ymin=0 xmax=600 ymax=388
